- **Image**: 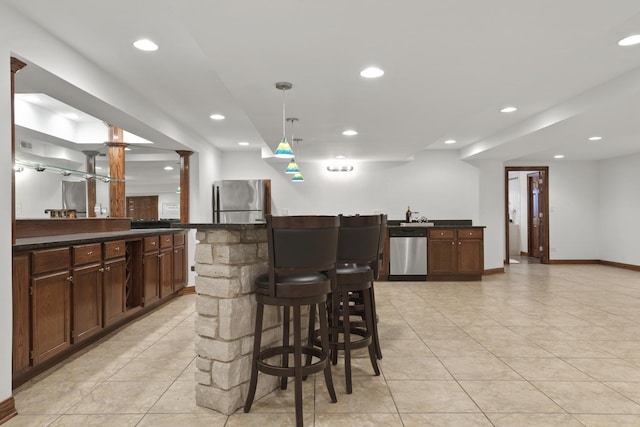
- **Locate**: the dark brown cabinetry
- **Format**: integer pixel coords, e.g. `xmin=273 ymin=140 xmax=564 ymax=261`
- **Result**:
xmin=427 ymin=228 xmax=484 ymax=280
xmin=159 ymin=234 xmax=174 ymax=298
xmin=12 ymin=230 xmax=188 ymax=387
xmin=173 ymin=233 xmax=186 ymax=291
xmin=71 ymin=243 xmax=103 ymax=344
xmin=103 ymin=241 xmax=126 ymax=327
xmin=31 ymin=248 xmax=71 ymax=365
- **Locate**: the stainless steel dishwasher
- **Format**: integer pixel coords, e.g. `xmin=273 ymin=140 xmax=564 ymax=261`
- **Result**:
xmin=389 ymin=226 xmax=427 ymax=280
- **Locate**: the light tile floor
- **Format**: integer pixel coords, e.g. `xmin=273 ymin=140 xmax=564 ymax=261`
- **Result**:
xmin=8 ymin=262 xmax=640 ymax=426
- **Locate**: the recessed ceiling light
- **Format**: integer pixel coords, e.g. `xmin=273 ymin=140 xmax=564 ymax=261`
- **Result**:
xmin=164 ymin=166 xmax=174 ymax=171
xmin=133 ymin=39 xmax=158 ymax=51
xmin=500 ymin=106 xmax=518 ymax=113
xmin=336 ymin=155 xmax=346 ymax=159
xmin=360 ymin=67 xmax=384 ymax=78
xmin=64 ymin=113 xmax=79 ymax=120
xmin=444 ymin=139 xmax=456 ymax=144
xmin=342 ymin=130 xmax=358 ymax=136
xmin=95 ymin=166 xmax=102 ymax=170
xmin=588 ymin=136 xmax=602 ymax=141
xmin=210 ymin=114 xmax=225 ymax=120
xmin=618 ymin=34 xmax=640 ymax=46
xmin=238 ymin=141 xmax=249 ymax=146
xmin=124 ymin=147 xmax=131 ymax=151
xmin=554 ymin=154 xmax=564 ymax=159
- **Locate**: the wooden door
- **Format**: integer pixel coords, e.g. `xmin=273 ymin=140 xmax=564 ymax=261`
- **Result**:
xmin=12 ymin=254 xmax=31 ymax=377
xmin=173 ymin=244 xmax=186 ymax=290
xmin=427 ymin=239 xmax=457 ymax=275
xmin=32 ymin=271 xmax=71 ymax=365
xmin=143 ymin=251 xmax=160 ymax=305
xmin=103 ymin=257 xmax=127 ymax=326
xmin=72 ymin=264 xmax=103 ymax=343
xmin=126 ymin=195 xmax=159 ymax=220
xmin=528 ymin=172 xmax=542 ymax=259
xmin=159 ymin=248 xmax=173 ymax=297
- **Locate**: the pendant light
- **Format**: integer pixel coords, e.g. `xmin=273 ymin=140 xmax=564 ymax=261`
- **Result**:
xmin=274 ymin=82 xmax=294 ymax=158
xmin=285 ymin=118 xmax=301 ymax=174
xmin=291 ymin=138 xmax=304 ymax=182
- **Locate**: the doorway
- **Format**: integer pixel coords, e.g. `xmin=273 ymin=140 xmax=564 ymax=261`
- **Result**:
xmin=504 ymin=167 xmax=549 ymax=265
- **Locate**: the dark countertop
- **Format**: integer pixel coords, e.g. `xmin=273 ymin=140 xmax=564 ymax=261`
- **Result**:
xmin=13 ymin=228 xmax=186 ymax=251
xmin=171 ymin=223 xmax=266 ymax=230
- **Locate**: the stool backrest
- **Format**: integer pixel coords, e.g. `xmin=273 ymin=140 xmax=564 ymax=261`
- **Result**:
xmin=372 ymin=214 xmax=387 ymax=278
xmin=337 ymin=214 xmax=381 ymax=265
xmin=267 ymin=215 xmax=340 ymax=295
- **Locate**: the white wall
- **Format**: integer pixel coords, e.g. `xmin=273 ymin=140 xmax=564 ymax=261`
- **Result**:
xmin=221 ymin=149 xmax=480 ymax=222
xmin=477 ymin=160 xmax=505 ymax=270
xmin=0 ymin=35 xmax=13 ymax=406
xmin=548 ymin=161 xmax=600 ymax=260
xmin=598 ymin=153 xmax=640 ymax=265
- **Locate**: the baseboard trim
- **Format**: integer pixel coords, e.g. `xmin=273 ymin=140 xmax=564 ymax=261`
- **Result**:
xmin=598 ymin=260 xmax=640 ymax=272
xmin=484 ymin=267 xmax=504 ymax=275
xmin=547 ymin=259 xmax=599 ymax=265
xmin=520 ymin=251 xmax=529 ymax=256
xmin=0 ymin=396 xmax=17 ymax=425
xmin=178 ymin=286 xmax=196 ymax=295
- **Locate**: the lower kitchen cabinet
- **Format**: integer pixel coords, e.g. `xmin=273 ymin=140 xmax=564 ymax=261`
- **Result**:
xmin=427 ymin=227 xmax=484 ymax=281
xmin=12 ymin=230 xmax=188 ymax=387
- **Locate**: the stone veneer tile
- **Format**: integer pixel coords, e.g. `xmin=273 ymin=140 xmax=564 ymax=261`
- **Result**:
xmin=206 ymin=230 xmax=242 ymax=244
xmin=195 ymin=276 xmax=242 ymax=298
xmin=218 ymin=295 xmax=256 ymax=340
xmin=195 ymin=315 xmax=218 ymax=339
xmin=196 ymin=336 xmax=241 ymax=362
xmin=194 ymin=244 xmax=214 ymax=264
xmin=195 ymin=295 xmax=219 ymax=316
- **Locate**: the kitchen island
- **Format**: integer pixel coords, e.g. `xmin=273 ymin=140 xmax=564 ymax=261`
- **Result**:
xmin=171 ymin=223 xmax=278 ymax=415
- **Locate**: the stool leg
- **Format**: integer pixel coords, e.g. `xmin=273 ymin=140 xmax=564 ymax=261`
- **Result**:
xmin=342 ymin=289 xmax=353 ymax=394
xmin=304 ymin=304 xmax=316 ymax=371
xmin=330 ymin=292 xmax=339 ymax=365
xmin=319 ymin=299 xmax=337 ymax=403
xmin=293 ymin=305 xmax=304 ymax=427
xmin=244 ymin=302 xmax=264 ymax=413
xmin=369 ymin=285 xmax=383 ymax=359
xmin=364 ymin=288 xmax=380 ymax=376
xmin=281 ymin=306 xmax=290 ymax=390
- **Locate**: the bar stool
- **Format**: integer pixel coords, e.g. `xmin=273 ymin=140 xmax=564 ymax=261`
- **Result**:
xmin=331 ymin=214 xmax=381 ymax=394
xmin=352 ymin=213 xmax=387 ymax=360
xmin=244 ymin=215 xmax=339 ymax=427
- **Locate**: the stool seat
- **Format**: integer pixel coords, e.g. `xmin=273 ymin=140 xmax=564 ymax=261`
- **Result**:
xmin=256 ymin=272 xmax=331 ymax=298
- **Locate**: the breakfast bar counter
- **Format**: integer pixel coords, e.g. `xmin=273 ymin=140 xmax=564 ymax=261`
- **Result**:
xmin=171 ymin=223 xmax=280 ymax=415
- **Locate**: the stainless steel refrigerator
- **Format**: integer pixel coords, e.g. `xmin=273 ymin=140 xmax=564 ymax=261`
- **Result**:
xmin=213 ymin=180 xmax=267 ymax=223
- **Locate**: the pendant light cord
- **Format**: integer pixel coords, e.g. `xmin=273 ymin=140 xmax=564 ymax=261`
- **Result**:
xmin=282 ymin=89 xmax=286 ymax=140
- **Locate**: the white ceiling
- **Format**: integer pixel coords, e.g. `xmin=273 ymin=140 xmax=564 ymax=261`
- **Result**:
xmin=7 ymin=0 xmax=640 ymax=165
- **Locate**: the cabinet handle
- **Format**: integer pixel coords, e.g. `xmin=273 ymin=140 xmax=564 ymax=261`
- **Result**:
xmin=151 ymin=241 xmax=156 ymax=245
xmin=469 ymin=232 xmax=473 ymax=235
xmin=175 ymin=250 xmax=178 ymax=253
xmin=440 ymin=232 xmax=444 ymax=236
xmin=99 ymin=267 xmax=105 ymax=272
xmin=67 ymin=276 xmax=73 ymax=281
xmin=458 ymin=242 xmax=462 ymax=245
xmin=87 ymin=251 xmax=93 ymax=255
xmin=451 ymin=242 xmax=455 ymax=245
xmin=106 ymin=266 xmax=111 ymax=271
xmin=115 ymin=246 xmax=120 ymax=251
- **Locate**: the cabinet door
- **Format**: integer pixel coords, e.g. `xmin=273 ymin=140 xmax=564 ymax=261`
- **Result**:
xmin=32 ymin=271 xmax=71 ymax=365
xmin=13 ymin=254 xmax=31 ymax=376
xmin=427 ymin=239 xmax=457 ymax=275
xmin=72 ymin=264 xmax=103 ymax=343
xmin=143 ymin=252 xmax=160 ymax=305
xmin=458 ymin=239 xmax=483 ymax=275
xmin=159 ymin=249 xmax=173 ymax=298
xmin=173 ymin=245 xmax=186 ymax=290
xmin=103 ymin=257 xmax=126 ymax=326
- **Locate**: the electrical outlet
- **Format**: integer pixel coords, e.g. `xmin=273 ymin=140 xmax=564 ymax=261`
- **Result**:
xmin=190 ymin=265 xmax=195 ymax=271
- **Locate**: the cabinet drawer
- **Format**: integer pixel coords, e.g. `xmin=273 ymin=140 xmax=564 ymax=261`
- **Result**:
xmin=457 ymin=228 xmax=483 ymax=239
xmin=160 ymin=234 xmax=173 ymax=249
xmin=104 ymin=241 xmax=126 ymax=259
xmin=173 ymin=233 xmax=185 ymax=246
xmin=73 ymin=244 xmax=102 ymax=266
xmin=428 ymin=229 xmax=455 ymax=239
xmin=144 ymin=236 xmax=159 ymax=252
xmin=32 ymin=247 xmax=70 ymax=274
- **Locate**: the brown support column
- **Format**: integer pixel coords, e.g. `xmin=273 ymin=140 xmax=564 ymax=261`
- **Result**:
xmin=106 ymin=125 xmax=127 ymax=218
xmin=11 ymin=58 xmax=27 ymax=245
xmin=83 ymin=150 xmax=99 ymax=217
xmin=176 ymin=150 xmax=193 ymax=223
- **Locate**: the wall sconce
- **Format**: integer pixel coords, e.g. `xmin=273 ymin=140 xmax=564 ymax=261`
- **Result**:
xmin=326 ymin=165 xmax=354 ymax=172
xmin=35 ymin=165 xmax=46 ymax=172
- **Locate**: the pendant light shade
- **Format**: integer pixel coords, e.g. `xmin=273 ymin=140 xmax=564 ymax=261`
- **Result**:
xmin=285 ymin=159 xmax=300 ymax=174
xmin=292 ymin=172 xmax=304 ymax=182
xmin=274 ymin=82 xmax=295 ymax=159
